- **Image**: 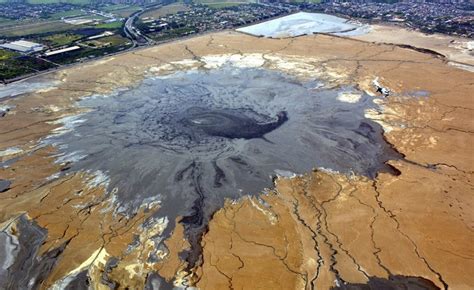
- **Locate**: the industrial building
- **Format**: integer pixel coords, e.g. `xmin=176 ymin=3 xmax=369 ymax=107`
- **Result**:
xmin=0 ymin=40 xmax=44 ymax=54
xmin=44 ymin=45 xmax=81 ymax=57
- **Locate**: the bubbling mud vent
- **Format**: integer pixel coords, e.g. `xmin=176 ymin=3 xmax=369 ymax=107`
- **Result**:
xmin=47 ymin=66 xmax=401 ymax=272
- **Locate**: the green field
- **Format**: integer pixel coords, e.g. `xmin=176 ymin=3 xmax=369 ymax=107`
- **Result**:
xmin=0 ymin=49 xmax=19 ymax=61
xmin=103 ymin=4 xmax=136 ymax=11
xmin=49 ymin=9 xmax=87 ymax=20
xmin=83 ymin=34 xmax=129 ymax=48
xmin=26 ymin=0 xmax=91 ymax=4
xmin=42 ymin=33 xmax=82 ymax=46
xmin=0 ymin=17 xmax=23 ymax=28
xmin=46 ymin=38 xmax=131 ymax=65
xmin=193 ymin=0 xmax=256 ymax=4
xmin=150 ymin=26 xmax=196 ymax=41
xmin=94 ymin=21 xmax=123 ymax=29
xmin=0 ymin=20 xmax=75 ymax=37
xmin=0 ymin=56 xmax=56 ymax=81
xmin=98 ymin=35 xmax=129 ymax=46
xmin=204 ymin=2 xmax=245 ymax=8
xmin=140 ymin=4 xmax=189 ymax=19
xmin=0 ymin=15 xmax=121 ymax=38
xmin=291 ymin=0 xmax=322 ymax=2
xmin=108 ymin=6 xmax=142 ymax=18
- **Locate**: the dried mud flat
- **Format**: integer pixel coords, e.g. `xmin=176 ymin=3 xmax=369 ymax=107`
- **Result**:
xmin=0 ymin=31 xmax=473 ymax=290
xmin=351 ymin=24 xmax=474 ymax=69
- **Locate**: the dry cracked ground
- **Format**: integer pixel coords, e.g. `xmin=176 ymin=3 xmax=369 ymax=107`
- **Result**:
xmin=0 ymin=31 xmax=473 ymax=290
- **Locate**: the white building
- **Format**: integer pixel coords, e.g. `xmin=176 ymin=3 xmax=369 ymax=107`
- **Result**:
xmin=0 ymin=40 xmax=45 ymax=53
xmin=44 ymin=45 xmax=81 ymax=57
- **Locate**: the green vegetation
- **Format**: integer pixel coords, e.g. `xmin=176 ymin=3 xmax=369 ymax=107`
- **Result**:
xmin=26 ymin=0 xmax=91 ymax=5
xmin=98 ymin=35 xmax=129 ymax=46
xmin=94 ymin=21 xmax=123 ymax=29
xmin=373 ymin=0 xmax=400 ymax=3
xmin=204 ymin=2 xmax=244 ymax=8
xmin=103 ymin=4 xmax=137 ymax=12
xmin=150 ymin=27 xmax=196 ymax=42
xmin=0 ymin=56 xmax=56 ymax=81
xmin=0 ymin=17 xmax=20 ymax=30
xmin=49 ymin=9 xmax=87 ymax=20
xmin=109 ymin=6 xmax=142 ymax=18
xmin=82 ymin=34 xmax=129 ymax=48
xmin=42 ymin=33 xmax=82 ymax=46
xmin=0 ymin=49 xmax=19 ymax=61
xmin=193 ymin=0 xmax=255 ymax=4
xmin=46 ymin=38 xmax=131 ymax=65
xmin=76 ymin=15 xmax=106 ymax=21
xmin=140 ymin=4 xmax=189 ymax=19
xmin=287 ymin=0 xmax=321 ymax=2
xmin=0 ymin=15 xmax=121 ymax=38
xmin=0 ymin=21 xmax=75 ymax=37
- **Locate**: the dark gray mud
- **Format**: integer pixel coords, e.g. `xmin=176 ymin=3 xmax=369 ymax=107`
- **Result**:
xmin=0 ymin=215 xmax=64 ymax=289
xmin=46 ymin=66 xmax=401 ymax=268
xmin=0 ymin=179 xmax=11 ymax=192
xmin=332 ymin=275 xmax=440 ymax=290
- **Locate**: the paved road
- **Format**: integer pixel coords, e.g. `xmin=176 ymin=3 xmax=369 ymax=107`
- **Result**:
xmin=124 ymin=5 xmax=159 ymax=47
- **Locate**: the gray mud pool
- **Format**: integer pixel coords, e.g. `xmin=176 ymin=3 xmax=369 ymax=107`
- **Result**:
xmin=46 ymin=66 xmax=400 ymax=259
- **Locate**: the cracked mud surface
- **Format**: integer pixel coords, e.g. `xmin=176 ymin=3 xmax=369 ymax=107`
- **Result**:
xmin=0 ymin=31 xmax=473 ymax=289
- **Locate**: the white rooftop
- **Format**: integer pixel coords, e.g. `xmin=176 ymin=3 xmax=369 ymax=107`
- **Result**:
xmin=0 ymin=40 xmax=44 ymax=53
xmin=10 ymin=40 xmax=42 ymax=48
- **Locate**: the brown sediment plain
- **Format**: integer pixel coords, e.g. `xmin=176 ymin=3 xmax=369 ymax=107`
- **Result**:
xmin=0 ymin=31 xmax=473 ymax=289
xmin=351 ymin=24 xmax=474 ymax=69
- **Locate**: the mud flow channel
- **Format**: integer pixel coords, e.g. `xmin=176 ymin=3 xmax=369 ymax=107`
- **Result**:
xmin=46 ymin=66 xmax=401 ymax=265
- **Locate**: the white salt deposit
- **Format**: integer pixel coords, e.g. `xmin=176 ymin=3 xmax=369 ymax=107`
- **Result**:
xmin=236 ymin=12 xmax=370 ymax=38
xmin=0 ymin=147 xmax=23 ymax=157
xmin=0 ymin=81 xmax=58 ymax=99
xmin=337 ymin=92 xmax=362 ymax=103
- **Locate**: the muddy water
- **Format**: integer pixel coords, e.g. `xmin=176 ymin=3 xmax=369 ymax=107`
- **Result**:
xmin=46 ymin=66 xmax=401 ymax=264
xmin=0 ymin=215 xmax=58 ymax=289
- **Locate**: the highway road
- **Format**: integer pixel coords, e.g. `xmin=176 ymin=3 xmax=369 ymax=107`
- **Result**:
xmin=123 ymin=5 xmax=159 ymax=47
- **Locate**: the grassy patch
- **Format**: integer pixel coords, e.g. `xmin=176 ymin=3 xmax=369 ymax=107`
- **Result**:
xmin=0 ymin=56 xmax=56 ymax=81
xmin=140 ymin=4 xmax=189 ymax=19
xmin=81 ymin=34 xmax=129 ymax=48
xmin=204 ymin=2 xmax=244 ymax=8
xmin=49 ymin=9 xmax=87 ymax=20
xmin=110 ymin=6 xmax=142 ymax=18
xmin=291 ymin=0 xmax=321 ymax=2
xmin=94 ymin=21 xmax=123 ymax=29
xmin=97 ymin=35 xmax=129 ymax=46
xmin=42 ymin=33 xmax=82 ymax=46
xmin=0 ymin=20 xmax=75 ymax=37
xmin=26 ymin=0 xmax=91 ymax=4
xmin=0 ymin=49 xmax=19 ymax=61
xmin=0 ymin=18 xmax=25 ymax=28
xmin=151 ymin=27 xmax=197 ymax=41
xmin=46 ymin=40 xmax=130 ymax=65
xmin=193 ymin=0 xmax=255 ymax=4
xmin=0 ymin=17 xmax=11 ymax=24
xmin=103 ymin=4 xmax=137 ymax=11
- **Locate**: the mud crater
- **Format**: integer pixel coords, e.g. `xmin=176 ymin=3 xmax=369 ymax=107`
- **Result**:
xmin=139 ymin=104 xmax=287 ymax=154
xmin=47 ymin=66 xmax=401 ymax=261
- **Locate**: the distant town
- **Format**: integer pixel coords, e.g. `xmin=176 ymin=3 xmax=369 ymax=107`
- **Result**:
xmin=0 ymin=0 xmax=472 ymax=82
